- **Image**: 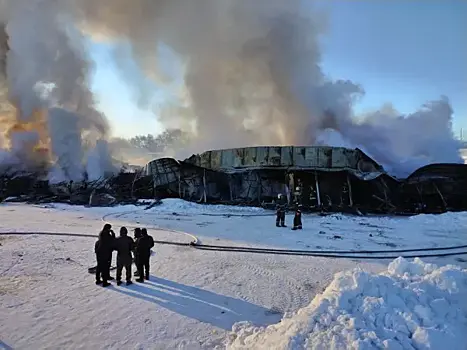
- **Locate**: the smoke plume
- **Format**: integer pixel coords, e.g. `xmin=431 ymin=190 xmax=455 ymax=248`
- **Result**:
xmin=0 ymin=0 xmax=463 ymax=179
xmin=75 ymin=0 xmax=462 ymax=177
xmin=0 ymin=0 xmax=115 ymax=182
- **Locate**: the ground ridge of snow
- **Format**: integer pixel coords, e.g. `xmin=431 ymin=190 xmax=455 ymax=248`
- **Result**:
xmin=227 ymin=257 xmax=467 ymax=350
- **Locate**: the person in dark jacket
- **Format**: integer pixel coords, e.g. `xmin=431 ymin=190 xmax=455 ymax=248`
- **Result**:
xmin=136 ymin=228 xmax=155 ymax=282
xmin=133 ymin=228 xmax=142 ymax=277
xmin=103 ymin=224 xmax=115 ymax=281
xmin=292 ymin=207 xmax=303 ymax=230
xmin=94 ymin=224 xmax=115 ymax=287
xmin=114 ymin=226 xmax=135 ymax=286
xmin=275 ymin=194 xmax=287 ymax=227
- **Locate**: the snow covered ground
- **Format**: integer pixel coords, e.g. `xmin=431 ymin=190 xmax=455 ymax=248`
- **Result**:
xmin=95 ymin=199 xmax=467 ymax=255
xmin=229 ymin=257 xmax=467 ymax=350
xmin=0 ymin=199 xmax=466 ymax=349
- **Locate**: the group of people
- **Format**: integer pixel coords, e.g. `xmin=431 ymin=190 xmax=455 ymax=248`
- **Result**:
xmin=275 ymin=194 xmax=303 ymax=230
xmin=94 ymin=224 xmax=155 ymax=287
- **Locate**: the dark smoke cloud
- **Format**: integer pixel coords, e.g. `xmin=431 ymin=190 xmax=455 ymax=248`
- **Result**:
xmin=0 ymin=0 xmax=463 ymax=179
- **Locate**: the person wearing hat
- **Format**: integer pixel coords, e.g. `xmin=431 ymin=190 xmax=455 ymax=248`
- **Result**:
xmin=275 ymin=194 xmax=287 ymax=227
xmin=135 ymin=228 xmax=155 ymax=282
xmin=106 ymin=223 xmax=116 ymax=280
xmin=292 ymin=207 xmax=303 ymax=230
xmin=94 ymin=224 xmax=115 ymax=286
xmin=114 ymin=226 xmax=135 ymax=286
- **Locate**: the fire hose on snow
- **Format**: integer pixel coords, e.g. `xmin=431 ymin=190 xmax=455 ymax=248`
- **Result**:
xmin=1 ymin=230 xmax=466 ymax=261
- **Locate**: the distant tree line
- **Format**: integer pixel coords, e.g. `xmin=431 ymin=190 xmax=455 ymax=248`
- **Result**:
xmin=126 ymin=128 xmax=189 ymax=155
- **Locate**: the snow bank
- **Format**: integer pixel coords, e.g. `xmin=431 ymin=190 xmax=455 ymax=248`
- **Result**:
xmin=37 ymin=198 xmax=268 ymax=217
xmin=147 ymin=198 xmax=268 ymax=215
xmin=408 ymin=211 xmax=467 ymax=226
xmin=228 ymin=257 xmax=467 ymax=350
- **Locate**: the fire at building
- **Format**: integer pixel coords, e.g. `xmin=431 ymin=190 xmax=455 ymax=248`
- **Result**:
xmin=0 ymin=145 xmax=466 ymax=215
xmin=1 ymin=22 xmax=466 ymax=216
xmin=140 ymin=146 xmax=467 ymax=215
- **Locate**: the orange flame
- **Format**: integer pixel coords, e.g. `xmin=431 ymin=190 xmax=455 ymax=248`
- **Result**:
xmin=1 ymin=102 xmax=52 ymax=167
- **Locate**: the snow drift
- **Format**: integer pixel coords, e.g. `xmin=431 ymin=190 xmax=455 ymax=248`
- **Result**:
xmin=228 ymin=257 xmax=467 ymax=350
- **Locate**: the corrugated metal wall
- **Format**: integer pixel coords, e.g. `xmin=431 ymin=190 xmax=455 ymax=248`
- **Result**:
xmin=187 ymin=146 xmax=365 ymax=170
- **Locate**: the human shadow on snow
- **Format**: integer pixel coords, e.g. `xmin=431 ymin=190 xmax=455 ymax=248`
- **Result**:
xmin=0 ymin=340 xmax=13 ymax=350
xmin=110 ymin=276 xmax=282 ymax=330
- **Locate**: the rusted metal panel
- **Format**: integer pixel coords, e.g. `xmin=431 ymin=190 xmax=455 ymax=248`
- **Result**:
xmin=233 ymin=148 xmax=245 ymax=167
xmin=221 ymin=149 xmax=234 ymax=168
xmin=210 ymin=150 xmax=222 ymax=169
xmin=317 ymin=147 xmax=332 ymax=168
xmin=257 ymin=147 xmax=269 ymax=166
xmin=243 ymin=147 xmax=258 ymax=167
xmin=268 ymin=147 xmax=282 ymax=166
xmin=200 ymin=151 xmax=212 ymax=169
xmin=345 ymin=148 xmax=359 ymax=168
xmin=305 ymin=147 xmax=318 ymax=166
xmin=185 ymin=154 xmax=201 ymax=167
xmin=281 ymin=146 xmax=293 ymax=166
xmin=293 ymin=147 xmax=307 ymax=166
xmin=181 ymin=146 xmax=379 ymax=170
xmin=331 ymin=148 xmax=352 ymax=168
xmin=164 ymin=171 xmax=178 ymax=184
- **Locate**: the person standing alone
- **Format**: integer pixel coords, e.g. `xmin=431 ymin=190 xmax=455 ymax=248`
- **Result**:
xmin=114 ymin=226 xmax=135 ymax=286
xmin=136 ymin=228 xmax=154 ymax=282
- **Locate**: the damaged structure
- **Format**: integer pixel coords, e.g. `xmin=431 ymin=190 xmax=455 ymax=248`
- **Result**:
xmin=1 ymin=145 xmax=466 ymax=215
xmin=141 ymin=146 xmax=467 ymax=214
xmin=400 ymin=163 xmax=467 ymax=213
xmin=142 ymin=146 xmax=401 ymax=214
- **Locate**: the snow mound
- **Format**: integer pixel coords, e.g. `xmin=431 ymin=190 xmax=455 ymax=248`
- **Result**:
xmin=409 ymin=211 xmax=467 ymax=226
xmin=227 ymin=257 xmax=467 ymax=350
xmin=154 ymin=198 xmax=268 ymax=215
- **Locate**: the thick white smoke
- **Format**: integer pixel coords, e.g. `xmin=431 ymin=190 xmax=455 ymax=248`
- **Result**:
xmin=0 ymin=0 xmax=463 ymax=179
xmin=0 ymin=0 xmax=116 ymax=182
xmin=73 ymin=0 xmax=462 ymax=177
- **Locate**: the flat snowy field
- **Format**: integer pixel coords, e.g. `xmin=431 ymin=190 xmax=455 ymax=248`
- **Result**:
xmin=0 ymin=199 xmax=466 ymax=349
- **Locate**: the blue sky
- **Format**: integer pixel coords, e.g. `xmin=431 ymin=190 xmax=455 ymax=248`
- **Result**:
xmin=90 ymin=0 xmax=467 ymax=139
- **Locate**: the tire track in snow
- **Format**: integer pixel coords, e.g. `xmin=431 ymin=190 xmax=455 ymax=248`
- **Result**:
xmin=211 ymin=254 xmax=311 ymax=313
xmin=102 ymin=209 xmax=311 ymax=312
xmin=244 ymin=261 xmax=311 ymax=311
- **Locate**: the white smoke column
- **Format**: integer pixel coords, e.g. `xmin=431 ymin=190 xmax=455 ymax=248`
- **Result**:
xmin=74 ymin=0 xmax=321 ymax=150
xmin=86 ymin=139 xmax=116 ymax=180
xmin=5 ymin=131 xmax=41 ymax=172
xmin=340 ymin=98 xmax=462 ymax=177
xmin=47 ymin=108 xmax=85 ymax=183
xmin=0 ymin=0 xmax=116 ymax=180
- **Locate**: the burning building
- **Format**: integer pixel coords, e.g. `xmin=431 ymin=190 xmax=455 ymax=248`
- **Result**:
xmin=142 ymin=146 xmax=402 ymax=213
xmin=140 ymin=145 xmax=467 ymax=215
xmin=1 ymin=4 xmax=466 ymax=215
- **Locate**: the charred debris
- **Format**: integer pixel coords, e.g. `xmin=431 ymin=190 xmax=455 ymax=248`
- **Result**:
xmin=0 ymin=146 xmax=466 ymax=216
